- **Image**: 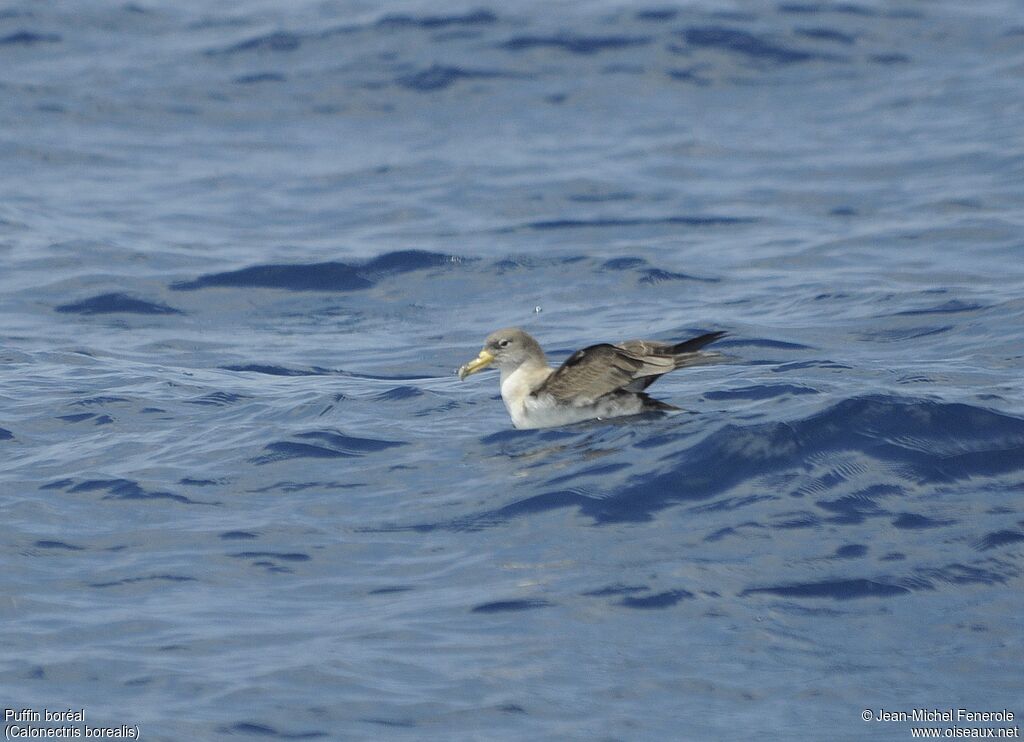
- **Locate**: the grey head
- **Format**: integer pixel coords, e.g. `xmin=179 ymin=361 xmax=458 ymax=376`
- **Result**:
xmin=457 ymin=327 xmax=546 ymax=380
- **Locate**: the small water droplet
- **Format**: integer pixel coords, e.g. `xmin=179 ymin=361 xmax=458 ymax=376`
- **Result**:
xmin=533 ymin=306 xmax=542 ymax=313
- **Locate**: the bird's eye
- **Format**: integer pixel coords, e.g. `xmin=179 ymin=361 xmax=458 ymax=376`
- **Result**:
xmin=498 ymin=339 xmax=510 ymax=348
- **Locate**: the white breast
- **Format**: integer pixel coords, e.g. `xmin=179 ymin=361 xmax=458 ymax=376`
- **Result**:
xmin=500 ymin=365 xmax=541 ymax=429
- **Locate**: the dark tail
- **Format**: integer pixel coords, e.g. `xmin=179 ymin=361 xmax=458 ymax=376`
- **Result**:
xmin=629 ymin=330 xmax=729 ymax=392
xmin=639 ymin=393 xmax=681 ymax=412
xmin=671 ymin=330 xmax=727 ymax=355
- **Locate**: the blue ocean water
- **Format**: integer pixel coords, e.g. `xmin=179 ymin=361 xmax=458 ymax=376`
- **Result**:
xmin=2 ymin=0 xmax=1023 ymax=739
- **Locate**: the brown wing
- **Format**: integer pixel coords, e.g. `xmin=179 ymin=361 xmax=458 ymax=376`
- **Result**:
xmin=618 ymin=331 xmax=728 ymax=390
xmin=619 ymin=331 xmax=726 ymax=360
xmin=617 ymin=339 xmax=674 ymax=357
xmin=534 ymin=344 xmax=675 ymax=405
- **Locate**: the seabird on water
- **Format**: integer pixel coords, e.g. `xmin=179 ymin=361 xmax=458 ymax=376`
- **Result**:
xmin=458 ymin=327 xmax=727 ymax=429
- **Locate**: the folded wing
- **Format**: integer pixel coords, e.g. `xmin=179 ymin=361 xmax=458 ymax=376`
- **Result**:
xmin=535 ymin=331 xmax=727 ymax=403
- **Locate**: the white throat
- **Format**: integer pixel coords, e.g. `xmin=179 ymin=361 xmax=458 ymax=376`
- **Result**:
xmin=499 ymin=362 xmax=551 ymax=429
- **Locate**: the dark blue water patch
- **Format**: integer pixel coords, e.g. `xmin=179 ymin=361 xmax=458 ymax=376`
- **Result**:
xmin=471 ymin=599 xmax=552 ymax=613
xmin=581 ymin=584 xmax=649 ymax=597
xmin=870 ymin=53 xmax=910 ymax=65
xmin=41 ymin=479 xmax=74 ymax=490
xmin=479 ymin=427 xmax=581 ymax=449
xmin=777 ymin=2 xmax=878 ymax=15
xmin=479 ymin=428 xmax=534 ymax=446
xmin=70 ymin=396 xmax=129 ymax=407
xmin=681 ymin=26 xmax=835 ymax=64
xmin=363 ymin=249 xmax=465 ymax=276
xmin=816 ymin=491 xmax=896 ymax=525
xmin=601 ymin=257 xmax=648 ymax=270
xmin=635 ymin=8 xmax=678 ymax=22
xmin=374 ymin=386 xmax=423 ymax=401
xmin=704 ymin=522 xmax=766 ymax=542
xmin=0 ymin=427 xmax=12 ymax=440
xmin=90 ymin=575 xmax=197 ymax=589
xmin=638 ymin=268 xmax=719 ymax=284
xmin=414 ymin=400 xmax=462 ymax=418
xmin=578 ymin=419 xmax=811 ymax=524
xmin=729 ymin=338 xmax=810 ymax=350
xmin=913 ymin=561 xmax=1013 ymax=587
xmin=771 ymin=511 xmax=822 ymax=529
xmin=666 ymin=68 xmax=710 ymax=85
xmin=556 ymin=397 xmax=1024 ymax=525
xmin=891 ymin=512 xmax=954 ymax=529
xmin=892 ymin=300 xmax=984 ymax=317
xmin=94 ymin=415 xmax=113 ymax=425
xmin=697 ymin=496 xmax=776 ymax=518
xmin=919 ymin=441 xmax=1024 ymax=481
xmin=824 ymin=483 xmax=902 ymax=503
xmin=523 ymin=215 xmax=752 ymax=230
xmin=58 ymin=413 xmax=95 ymax=423
xmin=375 ymin=396 xmax=1024 ymax=539
xmin=295 ymin=430 xmax=406 ymax=452
xmin=186 ymin=392 xmax=250 ymax=407
xmin=793 ymin=27 xmax=856 ymax=44
xmin=973 ymin=530 xmax=1024 ymax=552
xmin=172 ymin=262 xmax=371 ymax=291
xmin=209 ymin=31 xmax=302 ymax=55
xmin=741 ymin=578 xmax=910 ymax=600
xmin=899 ymin=373 xmax=933 ymax=385
xmin=832 ymin=544 xmax=868 ymax=559
xmin=360 ymin=719 xmax=415 ymax=729
xmin=489 ymin=254 xmax=587 ymax=272
xmin=396 ymin=65 xmax=515 ymax=91
xmin=478 ymin=490 xmax=595 ymax=527
xmin=500 ymin=34 xmax=652 ymax=55
xmin=479 ymin=421 xmax=585 ymax=446
xmin=254 ymin=431 xmax=405 ymax=463
xmin=66 ymin=478 xmax=205 ymax=505
xmin=880 ymin=552 xmax=905 ymax=562
xmin=228 ymin=551 xmax=311 ymax=562
xmin=55 ymin=293 xmax=183 ymax=315
xmin=0 ymin=31 xmax=61 ymax=45
xmin=172 ymin=250 xmax=457 ymax=291
xmin=33 ymin=540 xmax=85 ymax=551
xmin=771 ymin=359 xmax=851 ymax=371
xmin=253 ymin=442 xmax=362 ymax=463
xmin=221 ymin=364 xmax=332 ymax=377
xmin=545 ymin=462 xmax=631 ymax=486
xmin=704 ymin=384 xmax=819 ymax=400
xmin=367 ymin=586 xmax=413 ymax=595
xmin=220 ymin=531 xmax=258 ymax=540
xmin=376 ymin=10 xmax=497 ymax=29
xmin=180 ymin=478 xmax=220 ymax=486
xmin=233 ymin=72 xmax=286 ymax=84
xmin=220 ymin=722 xmax=327 ymax=739
xmin=618 ymin=589 xmax=694 ymax=609
xmin=249 ymin=480 xmax=366 ymax=494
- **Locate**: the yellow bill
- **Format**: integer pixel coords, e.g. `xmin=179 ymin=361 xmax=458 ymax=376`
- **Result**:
xmin=457 ymin=349 xmax=495 ymax=380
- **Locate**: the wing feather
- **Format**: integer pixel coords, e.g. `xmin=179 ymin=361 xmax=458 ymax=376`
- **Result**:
xmin=536 ymin=331 xmax=727 ymax=402
xmin=535 ymin=344 xmax=673 ymax=404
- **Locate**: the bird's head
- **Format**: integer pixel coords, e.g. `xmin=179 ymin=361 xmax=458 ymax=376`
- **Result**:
xmin=457 ymin=327 xmax=545 ymax=380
